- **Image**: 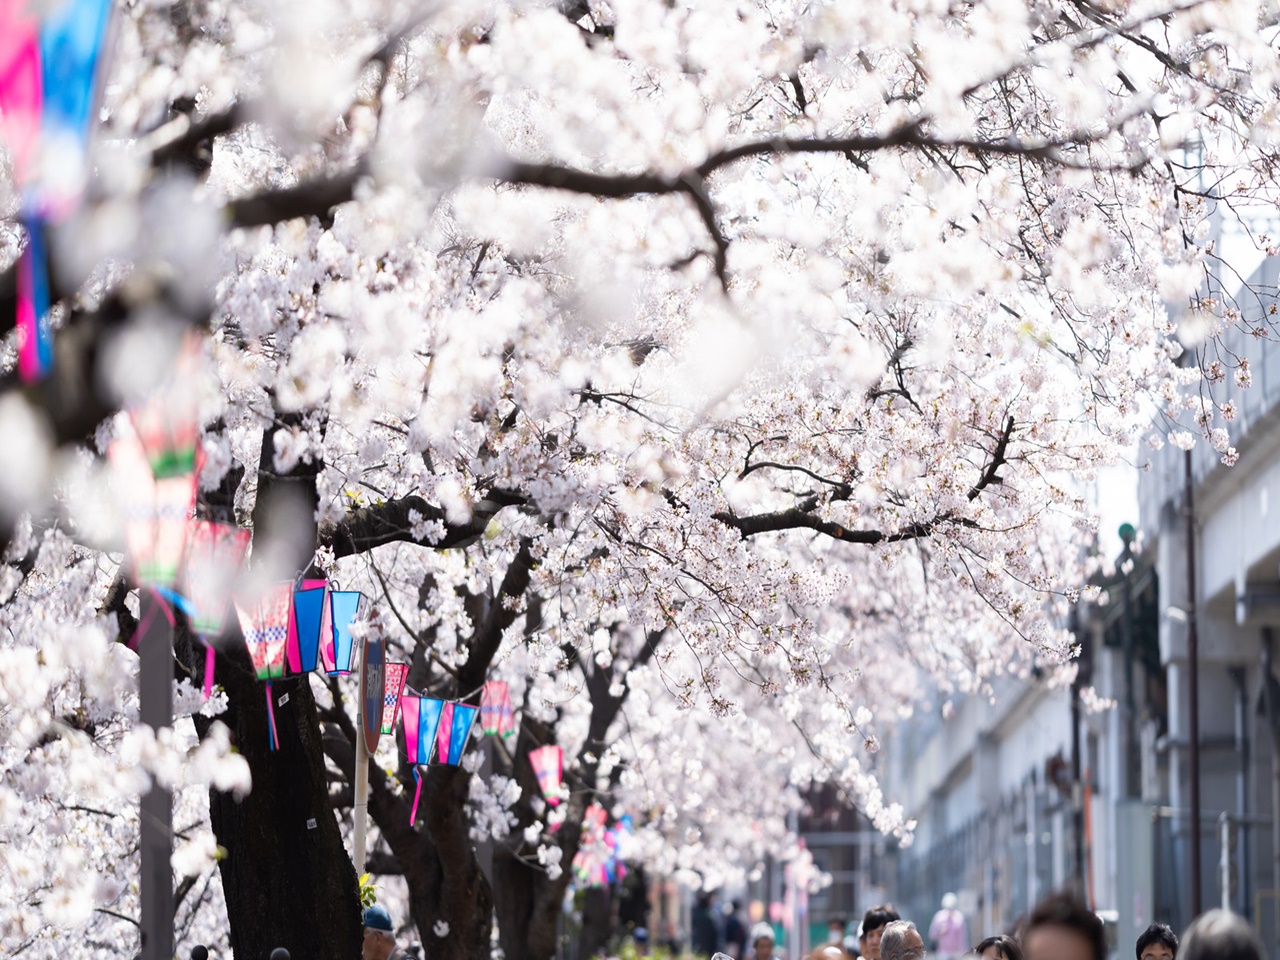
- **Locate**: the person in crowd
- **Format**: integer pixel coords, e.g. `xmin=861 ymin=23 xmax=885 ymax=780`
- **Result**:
xmin=693 ymin=892 xmax=723 ymax=957
xmin=633 ymin=926 xmax=651 ymax=957
xmin=1179 ymin=910 xmax=1264 ymax=960
xmin=931 ymin=894 xmax=970 ymax=960
xmin=859 ymin=905 xmax=902 ymax=960
xmin=750 ymin=922 xmax=782 ymax=960
xmin=362 ymin=905 xmax=409 ymax=960
xmin=1023 ymin=893 xmax=1105 ymax=960
xmin=1137 ymin=923 xmax=1178 ymax=960
xmin=724 ymin=900 xmax=749 ymax=960
xmin=879 ymin=921 xmax=926 ymax=960
xmin=975 ymin=934 xmax=1025 ymax=960
xmin=808 ymin=947 xmax=848 ymax=960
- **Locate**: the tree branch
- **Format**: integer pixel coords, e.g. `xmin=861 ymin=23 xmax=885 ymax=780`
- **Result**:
xmin=967 ymin=415 xmax=1015 ymax=501
xmin=320 ymin=490 xmax=524 ymax=559
xmin=459 ymin=539 xmax=536 ymax=695
xmin=227 ymin=163 xmax=367 ymax=228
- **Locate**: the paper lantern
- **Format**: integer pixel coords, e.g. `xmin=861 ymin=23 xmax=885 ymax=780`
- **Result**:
xmin=435 ymin=703 xmax=478 ymax=766
xmin=286 ymin=579 xmax=327 ymax=674
xmin=182 ymin=521 xmax=250 ymax=635
xmin=400 ymin=694 xmax=445 ymax=766
xmin=180 ymin=519 xmax=250 ymax=699
xmin=401 ymin=693 xmax=442 ymax=824
xmin=39 ymin=0 xmax=113 ymax=157
xmin=573 ymin=803 xmax=611 ymax=887
xmin=0 ymin=12 xmax=42 ymax=186
xmin=128 ymin=339 xmax=202 ymax=481
xmin=529 ymin=744 xmax=563 ymax=807
xmin=320 ymin=588 xmax=365 ymax=676
xmin=108 ymin=415 xmax=197 ymax=588
xmin=480 ymin=681 xmax=516 ymax=739
xmin=381 ymin=662 xmax=408 ymax=736
xmin=235 ymin=582 xmax=293 ymax=751
xmin=235 ymin=583 xmax=292 ymax=682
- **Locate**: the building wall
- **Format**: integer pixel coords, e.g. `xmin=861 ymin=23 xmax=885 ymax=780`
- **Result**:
xmin=881 ymin=680 xmax=1079 ymax=941
xmin=1139 ymin=253 xmax=1280 ymax=956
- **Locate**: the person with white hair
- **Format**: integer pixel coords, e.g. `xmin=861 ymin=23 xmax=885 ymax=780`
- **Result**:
xmin=750 ymin=922 xmax=784 ymax=960
xmin=929 ymin=894 xmax=969 ymax=960
xmin=880 ymin=921 xmax=926 ymax=960
xmin=1179 ymin=910 xmax=1264 ymax=960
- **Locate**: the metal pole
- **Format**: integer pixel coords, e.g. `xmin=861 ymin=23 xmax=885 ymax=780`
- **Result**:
xmin=1262 ymin=628 xmax=1280 ymax=957
xmin=1230 ymin=667 xmax=1249 ymax=916
xmin=139 ymin=591 xmax=174 ymax=960
xmin=1120 ymin=527 xmax=1136 ymax=799
xmin=1184 ymin=448 xmax=1202 ymax=915
xmin=1218 ymin=814 xmax=1231 ymax=912
xmin=353 ymin=659 xmax=370 ymax=874
xmin=1071 ymin=674 xmax=1086 ymax=899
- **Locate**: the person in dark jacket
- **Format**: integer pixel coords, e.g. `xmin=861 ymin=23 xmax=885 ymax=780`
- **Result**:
xmin=692 ymin=892 xmax=723 ymax=957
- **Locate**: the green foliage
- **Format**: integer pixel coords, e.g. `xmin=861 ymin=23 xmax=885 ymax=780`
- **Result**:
xmin=358 ymin=873 xmax=378 ymax=909
xmin=608 ymin=937 xmax=693 ymax=960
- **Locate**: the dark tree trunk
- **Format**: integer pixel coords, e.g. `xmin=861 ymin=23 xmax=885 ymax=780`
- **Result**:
xmin=326 ymin=709 xmax=496 ymax=960
xmin=190 ymin=419 xmax=361 ymax=960
xmin=197 ymin=645 xmax=360 ymax=960
xmin=493 ymin=631 xmax=662 ymax=960
xmin=578 ymin=886 xmax=614 ymax=960
xmin=491 ymin=715 xmax=581 ymax=960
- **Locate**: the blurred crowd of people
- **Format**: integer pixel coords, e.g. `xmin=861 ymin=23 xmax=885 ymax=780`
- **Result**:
xmin=675 ymin=891 xmax=1269 ymax=960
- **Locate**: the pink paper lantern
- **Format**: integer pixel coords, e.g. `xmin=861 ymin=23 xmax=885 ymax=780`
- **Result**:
xmin=529 ymin=744 xmax=564 ymax=806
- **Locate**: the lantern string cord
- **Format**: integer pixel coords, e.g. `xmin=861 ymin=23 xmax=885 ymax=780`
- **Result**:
xmin=402 ymin=678 xmax=487 ymax=704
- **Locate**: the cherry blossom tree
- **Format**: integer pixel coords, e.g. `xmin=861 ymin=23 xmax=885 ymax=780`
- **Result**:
xmin=4 ymin=0 xmax=1280 ymax=957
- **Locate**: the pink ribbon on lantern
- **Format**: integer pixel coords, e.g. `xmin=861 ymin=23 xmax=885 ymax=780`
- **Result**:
xmin=409 ymin=767 xmax=423 ymax=826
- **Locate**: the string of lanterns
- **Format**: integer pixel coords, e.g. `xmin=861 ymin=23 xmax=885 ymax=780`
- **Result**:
xmin=105 ymin=348 xmax=569 ymax=821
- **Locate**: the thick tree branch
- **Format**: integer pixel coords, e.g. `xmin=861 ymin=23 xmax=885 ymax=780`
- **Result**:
xmin=320 ymin=490 xmax=524 ymax=559
xmin=714 ymin=507 xmax=895 ymax=544
xmin=714 ymin=416 xmax=1015 ymax=544
xmin=459 ymin=539 xmax=536 ymax=695
xmin=227 ymin=164 xmax=367 ymax=228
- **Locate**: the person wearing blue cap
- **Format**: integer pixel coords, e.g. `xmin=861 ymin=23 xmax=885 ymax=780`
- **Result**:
xmin=362 ymin=905 xmax=409 ymax=960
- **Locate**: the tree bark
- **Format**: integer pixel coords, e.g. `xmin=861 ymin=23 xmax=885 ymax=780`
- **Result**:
xmin=197 ymin=647 xmax=360 ymax=960
xmin=327 ymin=708 xmax=496 ymax=960
xmin=578 ymin=886 xmax=614 ymax=960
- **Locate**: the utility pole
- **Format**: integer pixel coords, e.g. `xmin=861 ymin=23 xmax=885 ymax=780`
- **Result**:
xmin=1259 ymin=629 xmax=1280 ymax=958
xmin=1069 ymin=607 xmax=1087 ymax=902
xmin=139 ymin=591 xmax=174 ymax=960
xmin=1184 ymin=449 xmax=1202 ymax=915
xmin=1120 ymin=523 xmax=1136 ymax=799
